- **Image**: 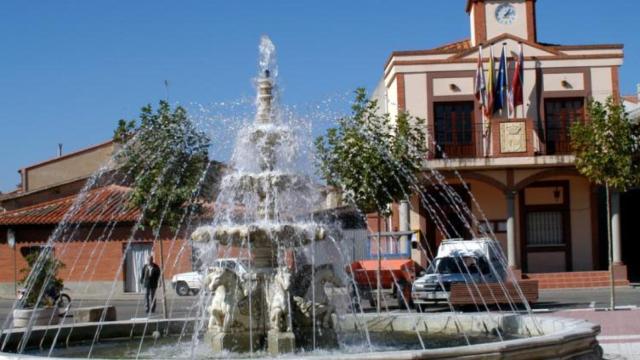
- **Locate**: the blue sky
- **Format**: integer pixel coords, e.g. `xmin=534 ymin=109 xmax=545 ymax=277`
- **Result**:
xmin=1 ymin=0 xmax=638 ymax=192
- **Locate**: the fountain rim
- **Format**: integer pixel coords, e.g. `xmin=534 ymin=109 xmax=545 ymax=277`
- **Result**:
xmin=0 ymin=312 xmax=601 ymax=360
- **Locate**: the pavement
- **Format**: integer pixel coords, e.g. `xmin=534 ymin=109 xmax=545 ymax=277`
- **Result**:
xmin=2 ymin=286 xmax=640 ymax=358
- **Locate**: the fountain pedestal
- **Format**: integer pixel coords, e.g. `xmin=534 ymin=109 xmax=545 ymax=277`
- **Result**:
xmin=206 ymin=331 xmax=262 ymax=354
xmin=267 ymin=330 xmax=295 ymax=355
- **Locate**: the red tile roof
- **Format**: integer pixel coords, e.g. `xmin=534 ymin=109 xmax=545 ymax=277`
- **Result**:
xmin=623 ymin=95 xmax=639 ymax=104
xmin=0 ymin=185 xmax=138 ymax=226
xmin=433 ymin=39 xmax=472 ymax=52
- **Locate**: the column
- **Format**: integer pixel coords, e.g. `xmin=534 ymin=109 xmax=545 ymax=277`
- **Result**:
xmin=611 ymin=191 xmax=622 ymax=265
xmin=506 ymin=192 xmax=517 ymax=268
xmin=399 ymin=200 xmax=410 ymax=254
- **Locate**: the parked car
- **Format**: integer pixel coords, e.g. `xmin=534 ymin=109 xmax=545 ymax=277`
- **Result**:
xmin=171 ymin=258 xmax=249 ymax=296
xmin=411 ymin=238 xmax=505 ymax=310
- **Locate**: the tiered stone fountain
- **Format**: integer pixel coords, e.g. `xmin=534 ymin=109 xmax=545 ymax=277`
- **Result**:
xmin=190 ymin=40 xmax=338 ymax=355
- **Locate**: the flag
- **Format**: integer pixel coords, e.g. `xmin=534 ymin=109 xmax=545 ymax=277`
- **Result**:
xmin=474 ymin=46 xmax=487 ymax=109
xmin=510 ymin=43 xmax=525 ymax=114
xmin=493 ymin=45 xmax=508 ymax=114
xmin=484 ymin=47 xmax=495 ymax=117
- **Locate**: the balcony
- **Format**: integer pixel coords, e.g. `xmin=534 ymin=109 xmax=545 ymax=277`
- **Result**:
xmin=425 ymin=118 xmax=577 ymax=171
xmin=431 ymin=124 xmax=482 ymax=160
xmin=544 ymin=127 xmax=573 ymax=155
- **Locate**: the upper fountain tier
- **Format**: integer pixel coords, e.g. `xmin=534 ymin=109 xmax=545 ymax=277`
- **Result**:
xmin=193 ymin=36 xmax=326 ymax=249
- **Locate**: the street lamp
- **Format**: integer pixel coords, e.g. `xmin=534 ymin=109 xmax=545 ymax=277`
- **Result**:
xmin=7 ymin=228 xmax=17 ymax=295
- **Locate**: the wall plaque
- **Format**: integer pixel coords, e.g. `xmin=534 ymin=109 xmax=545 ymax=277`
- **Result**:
xmin=500 ymin=122 xmax=527 ymax=153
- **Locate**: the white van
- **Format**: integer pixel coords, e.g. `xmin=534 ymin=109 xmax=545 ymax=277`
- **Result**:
xmin=411 ymin=239 xmax=506 ymax=307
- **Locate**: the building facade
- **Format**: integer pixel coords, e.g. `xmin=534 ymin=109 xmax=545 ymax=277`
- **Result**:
xmin=0 ymin=142 xmax=194 ymax=297
xmin=374 ymin=0 xmax=628 ymax=286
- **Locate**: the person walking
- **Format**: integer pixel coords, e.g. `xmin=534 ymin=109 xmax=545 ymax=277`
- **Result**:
xmin=140 ymin=255 xmax=161 ymax=314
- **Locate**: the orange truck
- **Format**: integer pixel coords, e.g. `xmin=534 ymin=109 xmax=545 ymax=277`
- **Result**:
xmin=346 ymin=258 xmax=424 ymax=309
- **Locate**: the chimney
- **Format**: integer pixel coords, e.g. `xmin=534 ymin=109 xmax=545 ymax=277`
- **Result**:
xmin=58 ymin=143 xmax=63 ymax=157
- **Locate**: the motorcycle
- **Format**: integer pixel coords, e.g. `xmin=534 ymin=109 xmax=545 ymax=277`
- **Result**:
xmin=17 ymin=285 xmax=72 ymax=316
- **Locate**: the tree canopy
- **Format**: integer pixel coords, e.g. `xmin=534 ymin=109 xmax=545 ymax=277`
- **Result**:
xmin=114 ymin=101 xmax=211 ymax=230
xmin=570 ymin=97 xmax=640 ymax=191
xmin=314 ymin=89 xmax=427 ymax=216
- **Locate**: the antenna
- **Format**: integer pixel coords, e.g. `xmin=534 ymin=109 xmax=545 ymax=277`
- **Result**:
xmin=164 ymin=80 xmax=170 ymax=102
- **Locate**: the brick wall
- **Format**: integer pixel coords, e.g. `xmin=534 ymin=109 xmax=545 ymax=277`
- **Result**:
xmin=0 ymin=224 xmax=193 ymax=285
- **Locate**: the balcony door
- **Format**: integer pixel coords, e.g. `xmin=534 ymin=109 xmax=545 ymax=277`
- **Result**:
xmin=544 ymin=98 xmax=584 ymax=155
xmin=433 ymin=101 xmax=476 ymax=159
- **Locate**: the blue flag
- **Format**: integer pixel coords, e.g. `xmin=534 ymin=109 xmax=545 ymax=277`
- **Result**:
xmin=493 ymin=46 xmax=508 ymax=113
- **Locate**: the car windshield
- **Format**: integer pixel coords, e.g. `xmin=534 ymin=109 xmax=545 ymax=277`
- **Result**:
xmin=427 ymin=256 xmax=490 ymax=275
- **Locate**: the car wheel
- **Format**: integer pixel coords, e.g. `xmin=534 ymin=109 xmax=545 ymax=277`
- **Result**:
xmin=176 ymin=282 xmax=190 ymax=296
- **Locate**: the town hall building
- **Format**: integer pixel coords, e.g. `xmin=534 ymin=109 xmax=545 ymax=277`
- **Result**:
xmin=373 ymin=0 xmax=628 ymax=287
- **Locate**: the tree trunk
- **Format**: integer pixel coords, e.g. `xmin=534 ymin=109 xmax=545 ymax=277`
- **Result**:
xmin=376 ymin=214 xmax=382 ymax=314
xmin=606 ymin=184 xmax=616 ymax=311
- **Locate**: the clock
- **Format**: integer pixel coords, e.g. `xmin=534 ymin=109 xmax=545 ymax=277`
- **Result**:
xmin=495 ymin=3 xmax=517 ymax=25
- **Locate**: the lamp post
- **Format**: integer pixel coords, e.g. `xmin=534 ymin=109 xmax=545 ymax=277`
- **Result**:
xmin=7 ymin=228 xmax=17 ymax=295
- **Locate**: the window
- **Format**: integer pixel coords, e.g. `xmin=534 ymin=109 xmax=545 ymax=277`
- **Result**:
xmin=526 ymin=211 xmax=565 ymax=246
xmin=544 ymin=98 xmax=584 ymax=155
xmin=433 ymin=102 xmax=476 ymax=158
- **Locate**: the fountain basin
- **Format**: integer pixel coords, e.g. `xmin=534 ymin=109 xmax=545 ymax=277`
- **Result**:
xmin=0 ymin=313 xmax=601 ymax=359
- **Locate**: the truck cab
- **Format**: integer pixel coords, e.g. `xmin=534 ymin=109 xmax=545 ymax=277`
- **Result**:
xmin=412 ymin=238 xmax=505 ymax=307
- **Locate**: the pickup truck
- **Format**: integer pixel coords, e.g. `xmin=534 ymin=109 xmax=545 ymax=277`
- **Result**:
xmin=411 ymin=238 xmax=506 ymax=309
xmin=170 ymin=258 xmax=249 ymax=296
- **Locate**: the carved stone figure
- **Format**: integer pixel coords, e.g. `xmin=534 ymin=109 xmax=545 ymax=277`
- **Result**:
xmin=292 ymin=265 xmax=342 ymax=329
xmin=205 ymin=267 xmax=253 ymax=333
xmin=268 ymin=266 xmax=292 ymax=333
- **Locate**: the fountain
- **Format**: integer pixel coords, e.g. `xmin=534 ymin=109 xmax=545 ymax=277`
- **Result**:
xmin=0 ymin=36 xmax=604 ymax=359
xmin=189 ymin=36 xmax=338 ymax=355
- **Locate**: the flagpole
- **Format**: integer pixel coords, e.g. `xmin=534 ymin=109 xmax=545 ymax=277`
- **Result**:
xmin=503 ymin=43 xmax=511 ymax=121
xmin=479 ymin=45 xmax=488 ymax=157
xmin=520 ymin=42 xmax=524 ymax=119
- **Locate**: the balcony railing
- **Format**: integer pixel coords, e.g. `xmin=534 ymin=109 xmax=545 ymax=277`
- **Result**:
xmin=431 ymin=124 xmax=482 ymax=159
xmin=545 ymin=127 xmax=573 ymax=155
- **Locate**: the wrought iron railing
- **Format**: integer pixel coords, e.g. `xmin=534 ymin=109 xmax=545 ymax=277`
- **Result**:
xmin=544 ymin=127 xmax=573 ymax=155
xmin=430 ymin=125 xmax=483 ymax=159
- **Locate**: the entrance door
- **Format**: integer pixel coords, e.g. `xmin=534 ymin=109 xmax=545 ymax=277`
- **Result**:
xmin=124 ymin=243 xmax=153 ymax=293
xmin=422 ymin=185 xmax=472 ymax=257
xmin=520 ymin=181 xmax=571 ymax=273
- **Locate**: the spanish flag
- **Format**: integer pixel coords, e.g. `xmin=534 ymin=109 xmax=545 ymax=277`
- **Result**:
xmin=484 ymin=47 xmax=495 ymax=117
xmin=510 ymin=43 xmax=525 ymax=114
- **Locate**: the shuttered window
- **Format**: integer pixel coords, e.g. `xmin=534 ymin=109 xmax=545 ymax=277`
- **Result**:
xmin=526 ymin=211 xmax=564 ymax=246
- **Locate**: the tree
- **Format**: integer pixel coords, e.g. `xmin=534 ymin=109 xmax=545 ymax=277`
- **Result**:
xmin=570 ymin=97 xmax=640 ymax=310
xmin=19 ymin=250 xmax=65 ymax=308
xmin=114 ymin=101 xmax=211 ymax=231
xmin=315 ymin=88 xmax=426 ymax=216
xmin=315 ymin=88 xmax=427 ymax=312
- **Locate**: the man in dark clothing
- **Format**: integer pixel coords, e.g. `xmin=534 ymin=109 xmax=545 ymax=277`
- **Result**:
xmin=140 ymin=255 xmax=161 ymax=314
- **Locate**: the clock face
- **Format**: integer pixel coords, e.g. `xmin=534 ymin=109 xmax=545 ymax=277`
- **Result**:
xmin=495 ymin=3 xmax=517 ymax=25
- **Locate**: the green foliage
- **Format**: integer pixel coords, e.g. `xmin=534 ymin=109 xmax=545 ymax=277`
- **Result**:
xmin=19 ymin=250 xmax=65 ymax=308
xmin=114 ymin=101 xmax=211 ymax=230
xmin=314 ymin=88 xmax=427 ymax=216
xmin=570 ymin=97 xmax=640 ymax=191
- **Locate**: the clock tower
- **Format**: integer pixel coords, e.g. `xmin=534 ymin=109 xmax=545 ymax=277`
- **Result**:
xmin=466 ymin=0 xmax=537 ymax=46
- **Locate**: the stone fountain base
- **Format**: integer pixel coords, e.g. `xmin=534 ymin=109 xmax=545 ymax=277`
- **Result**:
xmin=267 ymin=330 xmax=296 ymax=355
xmin=206 ymin=331 xmax=262 ymax=354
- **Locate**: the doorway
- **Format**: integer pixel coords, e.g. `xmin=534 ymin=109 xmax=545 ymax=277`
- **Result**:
xmin=421 ymin=185 xmax=472 ymax=258
xmin=520 ymin=181 xmax=571 ymax=273
xmin=124 ymin=242 xmax=153 ymax=293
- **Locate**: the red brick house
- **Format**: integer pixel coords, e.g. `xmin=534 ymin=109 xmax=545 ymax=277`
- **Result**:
xmin=0 ymin=142 xmax=195 ymax=297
